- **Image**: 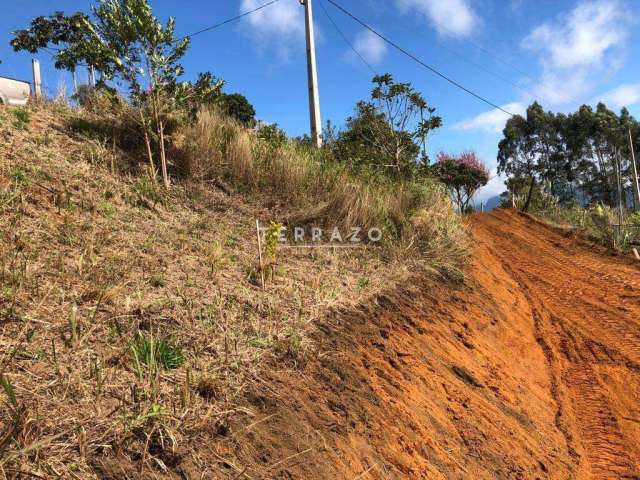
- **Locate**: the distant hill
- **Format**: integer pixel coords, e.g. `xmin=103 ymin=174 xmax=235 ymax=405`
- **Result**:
xmin=475 ymin=194 xmax=502 ymax=212
xmin=484 ymin=194 xmax=502 ymax=211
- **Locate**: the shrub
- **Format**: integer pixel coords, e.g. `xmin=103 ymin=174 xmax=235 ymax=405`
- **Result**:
xmin=626 ymin=212 xmax=640 ymax=245
xmin=532 ymin=202 xmax=621 ymax=247
xmin=256 ymin=123 xmax=287 ymax=149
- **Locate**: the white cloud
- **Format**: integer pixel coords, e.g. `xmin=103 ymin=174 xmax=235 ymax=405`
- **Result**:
xmin=240 ymin=0 xmax=304 ymax=58
xmin=595 ymin=83 xmax=640 ymax=109
xmin=453 ymin=102 xmax=526 ymax=134
xmin=396 ymin=0 xmax=479 ymax=38
xmin=528 ymin=69 xmax=599 ymax=106
xmin=521 ymin=0 xmax=629 ymax=106
xmin=523 ymin=0 xmax=625 ymax=69
xmin=351 ymin=30 xmax=387 ymax=65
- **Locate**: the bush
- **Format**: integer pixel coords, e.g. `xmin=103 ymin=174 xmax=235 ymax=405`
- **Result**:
xmin=532 ymin=202 xmax=621 ymax=247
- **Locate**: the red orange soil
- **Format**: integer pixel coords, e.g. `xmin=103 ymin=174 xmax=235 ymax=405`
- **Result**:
xmin=226 ymin=209 xmax=640 ymax=479
xmin=472 ymin=210 xmax=640 ymax=479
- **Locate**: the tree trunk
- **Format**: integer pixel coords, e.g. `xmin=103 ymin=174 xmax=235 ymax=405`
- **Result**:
xmin=522 ymin=176 xmax=536 ymax=212
xmin=139 ymin=109 xmax=156 ymax=181
xmin=150 ymin=89 xmax=169 ymax=188
xmin=158 ymin=118 xmax=169 ymax=188
xmin=394 ymin=139 xmax=402 ymax=174
xmin=456 ymin=188 xmax=463 ymax=214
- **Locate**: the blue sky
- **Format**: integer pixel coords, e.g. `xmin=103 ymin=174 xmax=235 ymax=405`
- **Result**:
xmin=2 ymin=0 xmax=640 ymax=201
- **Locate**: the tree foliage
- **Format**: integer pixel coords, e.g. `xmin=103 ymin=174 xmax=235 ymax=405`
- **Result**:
xmin=434 ymin=151 xmax=489 ymax=212
xmin=220 ymin=93 xmax=256 ymax=127
xmin=330 ymin=74 xmax=442 ymax=177
xmin=498 ymin=101 xmax=640 ymax=212
xmin=256 ymin=123 xmax=288 ymax=149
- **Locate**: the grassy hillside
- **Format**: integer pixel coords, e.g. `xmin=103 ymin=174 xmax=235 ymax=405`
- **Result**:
xmin=0 ymin=103 xmax=467 ymax=478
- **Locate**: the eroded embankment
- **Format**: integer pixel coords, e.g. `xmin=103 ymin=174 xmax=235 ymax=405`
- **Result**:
xmin=196 ymin=212 xmax=549 ymax=478
xmin=224 ymin=209 xmax=640 ymax=480
xmin=472 ymin=210 xmax=640 ymax=480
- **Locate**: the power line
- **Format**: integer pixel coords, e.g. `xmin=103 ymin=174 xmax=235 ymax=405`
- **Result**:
xmin=391 ymin=17 xmax=560 ymax=106
xmin=317 ymin=0 xmax=376 ymax=75
xmin=175 ymin=0 xmax=282 ymax=43
xmin=320 ymin=0 xmax=535 ymax=102
xmin=407 ymin=29 xmax=535 ymax=98
xmin=432 ymin=21 xmax=533 ymax=81
xmin=43 ymin=2 xmax=283 ymax=70
xmin=325 ymin=0 xmax=515 ymax=116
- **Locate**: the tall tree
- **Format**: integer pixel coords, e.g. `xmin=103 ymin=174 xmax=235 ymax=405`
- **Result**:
xmin=335 ymin=74 xmax=441 ymax=176
xmin=370 ymin=74 xmax=442 ymax=169
xmin=498 ymin=106 xmax=538 ymax=212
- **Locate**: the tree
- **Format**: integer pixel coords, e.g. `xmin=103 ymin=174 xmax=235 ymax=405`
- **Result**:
xmin=334 ymin=74 xmax=441 ymax=176
xmin=335 ymin=100 xmax=416 ymax=173
xmin=498 ymin=100 xmax=640 ymax=213
xmin=434 ymin=151 xmax=489 ymax=213
xmin=172 ymin=71 xmax=225 ymax=120
xmin=12 ymin=0 xmax=191 ymax=188
xmin=498 ymin=102 xmax=558 ymax=212
xmin=220 ymin=93 xmax=256 ymax=127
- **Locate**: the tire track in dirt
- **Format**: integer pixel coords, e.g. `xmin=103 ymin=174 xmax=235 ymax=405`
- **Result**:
xmin=472 ymin=210 xmax=640 ymax=480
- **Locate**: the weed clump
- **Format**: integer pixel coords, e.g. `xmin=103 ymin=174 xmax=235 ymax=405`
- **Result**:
xmin=131 ymin=333 xmax=184 ymax=371
xmin=12 ymin=108 xmax=30 ymax=129
xmin=0 ymin=374 xmax=24 ymax=460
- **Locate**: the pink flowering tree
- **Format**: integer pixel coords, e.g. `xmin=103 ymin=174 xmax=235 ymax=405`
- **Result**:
xmin=434 ymin=151 xmax=490 ymax=213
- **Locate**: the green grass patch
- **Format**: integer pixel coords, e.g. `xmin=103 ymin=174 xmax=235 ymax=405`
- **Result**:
xmin=9 ymin=167 xmax=29 ymax=186
xmin=130 ymin=333 xmax=184 ymax=371
xmin=12 ymin=108 xmax=30 ymax=129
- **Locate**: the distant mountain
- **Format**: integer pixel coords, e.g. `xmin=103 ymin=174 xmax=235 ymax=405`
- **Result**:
xmin=476 ymin=195 xmax=502 ymax=212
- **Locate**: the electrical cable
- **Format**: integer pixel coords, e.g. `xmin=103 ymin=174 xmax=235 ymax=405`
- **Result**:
xmin=175 ymin=0 xmax=282 ymax=43
xmin=325 ymin=0 xmax=515 ymax=116
xmin=317 ymin=0 xmax=377 ymax=74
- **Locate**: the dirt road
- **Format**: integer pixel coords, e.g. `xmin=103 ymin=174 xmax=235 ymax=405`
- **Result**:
xmin=472 ymin=210 xmax=640 ymax=479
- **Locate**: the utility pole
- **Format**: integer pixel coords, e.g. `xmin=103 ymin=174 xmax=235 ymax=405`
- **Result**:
xmin=629 ymin=128 xmax=640 ymax=212
xmin=72 ymin=69 xmax=78 ymax=95
xmin=88 ymin=65 xmax=96 ymax=87
xmin=32 ymin=59 xmax=42 ymax=100
xmin=300 ymin=0 xmax=322 ymax=148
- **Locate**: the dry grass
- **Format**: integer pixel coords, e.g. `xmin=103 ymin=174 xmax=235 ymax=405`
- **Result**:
xmin=176 ymin=109 xmax=469 ymax=272
xmin=0 ymin=104 xmax=459 ymax=478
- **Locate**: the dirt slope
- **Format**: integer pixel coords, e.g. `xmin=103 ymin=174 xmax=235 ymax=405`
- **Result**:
xmin=472 ymin=209 xmax=640 ymax=479
xmin=238 ymin=209 xmax=640 ymax=479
